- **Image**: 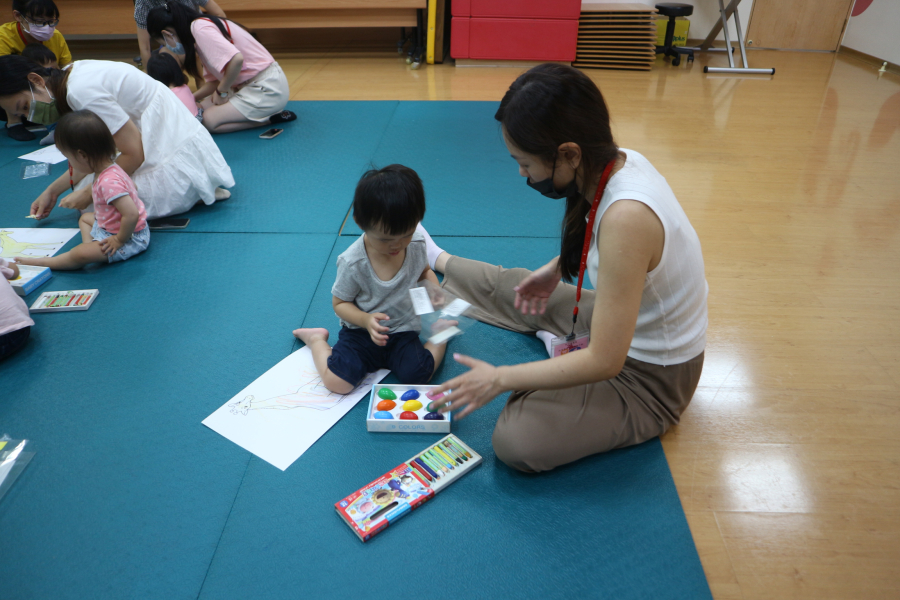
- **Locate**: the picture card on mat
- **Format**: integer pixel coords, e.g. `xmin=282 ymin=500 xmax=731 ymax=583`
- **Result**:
xmin=0 ymin=228 xmax=79 ymax=259
xmin=203 ymin=346 xmax=389 ymax=470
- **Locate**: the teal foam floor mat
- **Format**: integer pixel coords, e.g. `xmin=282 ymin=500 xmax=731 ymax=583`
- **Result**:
xmin=342 ymin=101 xmax=565 ymax=237
xmin=0 ymin=232 xmax=335 ymax=600
xmin=0 ymin=158 xmax=72 ymax=227
xmin=0 ymin=103 xmax=709 ymax=600
xmin=0 ymin=126 xmax=46 ymax=168
xmin=214 ymin=236 xmax=705 ymax=600
xmin=179 ymin=101 xmax=400 ymax=233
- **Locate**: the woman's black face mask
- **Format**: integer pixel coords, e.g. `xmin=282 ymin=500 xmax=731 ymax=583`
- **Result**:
xmin=526 ymin=160 xmax=579 ymax=200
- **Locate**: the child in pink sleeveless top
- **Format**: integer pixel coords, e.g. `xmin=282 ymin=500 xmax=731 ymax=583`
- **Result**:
xmin=16 ymin=110 xmax=150 ymax=270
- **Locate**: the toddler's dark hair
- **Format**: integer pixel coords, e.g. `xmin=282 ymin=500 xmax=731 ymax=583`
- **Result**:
xmin=21 ymin=43 xmax=56 ymax=66
xmin=55 ymin=110 xmax=117 ymax=172
xmin=146 ymin=51 xmax=186 ymax=87
xmin=353 ymin=164 xmax=425 ymax=235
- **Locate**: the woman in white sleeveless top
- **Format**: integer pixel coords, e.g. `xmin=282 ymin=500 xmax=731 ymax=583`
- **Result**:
xmin=426 ymin=64 xmax=708 ymax=472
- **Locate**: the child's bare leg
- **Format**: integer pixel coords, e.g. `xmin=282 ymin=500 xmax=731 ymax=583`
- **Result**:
xmin=293 ymin=328 xmax=355 ymax=394
xmin=78 ymin=212 xmax=95 ymax=244
xmin=423 ymin=341 xmax=449 ymax=381
xmin=15 ymin=241 xmax=107 ymax=270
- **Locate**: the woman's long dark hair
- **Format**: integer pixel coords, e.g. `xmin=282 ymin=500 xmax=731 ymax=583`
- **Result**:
xmin=0 ymin=54 xmax=71 ymax=114
xmin=146 ymin=3 xmax=236 ymax=81
xmin=495 ymin=63 xmax=618 ymax=282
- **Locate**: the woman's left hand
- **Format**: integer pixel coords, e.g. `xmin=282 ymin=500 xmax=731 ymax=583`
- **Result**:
xmin=430 ymin=354 xmax=505 ymax=419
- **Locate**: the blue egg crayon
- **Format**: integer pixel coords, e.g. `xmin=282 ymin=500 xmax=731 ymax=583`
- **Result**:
xmin=374 ymin=411 xmax=394 ymax=419
xmin=401 ymin=389 xmax=420 ymax=400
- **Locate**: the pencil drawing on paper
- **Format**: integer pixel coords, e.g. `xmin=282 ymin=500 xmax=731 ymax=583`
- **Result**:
xmin=202 ymin=345 xmax=390 ymax=470
xmin=229 ymin=370 xmax=368 ymax=415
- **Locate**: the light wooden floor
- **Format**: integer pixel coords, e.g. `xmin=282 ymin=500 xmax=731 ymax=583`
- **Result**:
xmin=273 ymin=49 xmax=900 ymax=600
xmin=87 ymin=45 xmax=900 ymax=598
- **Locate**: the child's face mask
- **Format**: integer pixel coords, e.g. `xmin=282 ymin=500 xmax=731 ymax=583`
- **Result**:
xmin=19 ymin=15 xmax=56 ymax=42
xmin=27 ymin=82 xmax=60 ymax=125
xmin=162 ymin=31 xmax=186 ymax=55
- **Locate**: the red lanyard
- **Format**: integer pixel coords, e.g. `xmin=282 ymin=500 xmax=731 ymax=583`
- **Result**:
xmin=571 ymin=158 xmax=617 ymax=332
xmin=69 ymin=163 xmax=74 ymax=192
xmin=16 ymin=22 xmax=29 ymax=45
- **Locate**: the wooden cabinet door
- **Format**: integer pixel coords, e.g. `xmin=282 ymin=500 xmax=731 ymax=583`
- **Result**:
xmin=746 ymin=0 xmax=854 ymax=51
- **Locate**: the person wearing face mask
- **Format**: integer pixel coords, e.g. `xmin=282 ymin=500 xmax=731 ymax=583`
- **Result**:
xmin=419 ymin=64 xmax=708 ymax=474
xmin=0 ymin=0 xmax=71 ymax=141
xmin=147 ymin=3 xmax=295 ymax=134
xmin=133 ymin=0 xmax=225 ymax=86
xmin=0 ymin=54 xmax=234 ymax=219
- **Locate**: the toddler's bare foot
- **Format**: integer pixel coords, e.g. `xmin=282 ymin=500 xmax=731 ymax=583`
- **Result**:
xmin=293 ymin=327 xmax=329 ymax=344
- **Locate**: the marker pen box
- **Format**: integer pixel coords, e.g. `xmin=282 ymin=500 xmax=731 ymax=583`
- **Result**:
xmin=29 ymin=289 xmax=99 ymax=312
xmin=366 ymin=384 xmax=452 ymax=433
xmin=335 ymin=434 xmax=482 ymax=542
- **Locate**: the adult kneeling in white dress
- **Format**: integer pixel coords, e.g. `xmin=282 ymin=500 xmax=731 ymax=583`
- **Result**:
xmin=0 ymin=55 xmax=234 ymax=219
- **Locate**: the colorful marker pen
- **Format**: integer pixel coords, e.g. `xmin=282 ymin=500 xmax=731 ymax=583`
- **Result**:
xmin=442 ymin=441 xmax=466 ymax=462
xmin=414 ymin=457 xmax=438 ymax=480
xmin=427 ymin=448 xmax=453 ymax=471
xmin=421 ymin=452 xmax=447 ymax=474
xmin=434 ymin=445 xmax=459 ymax=466
xmin=408 ymin=461 xmax=432 ymax=482
xmin=447 ymin=437 xmax=473 ymax=459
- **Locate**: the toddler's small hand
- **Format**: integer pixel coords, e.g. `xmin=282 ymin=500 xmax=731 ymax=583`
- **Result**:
xmin=431 ymin=318 xmax=459 ymax=334
xmin=367 ymin=312 xmax=390 ymax=347
xmin=99 ymin=236 xmax=123 ymax=257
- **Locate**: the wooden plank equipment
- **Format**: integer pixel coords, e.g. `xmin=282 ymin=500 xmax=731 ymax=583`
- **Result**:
xmin=574 ymin=3 xmax=658 ymax=71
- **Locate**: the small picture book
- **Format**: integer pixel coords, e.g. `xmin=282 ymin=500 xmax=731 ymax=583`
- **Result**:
xmin=335 ymin=434 xmax=482 ymax=542
xmin=29 ymin=289 xmax=99 ymax=312
xmin=9 ymin=265 xmax=52 ymax=297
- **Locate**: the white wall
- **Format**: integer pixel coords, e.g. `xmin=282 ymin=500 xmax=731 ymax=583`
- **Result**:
xmin=584 ymin=0 xmax=754 ymax=42
xmin=841 ymin=0 xmax=900 ymax=64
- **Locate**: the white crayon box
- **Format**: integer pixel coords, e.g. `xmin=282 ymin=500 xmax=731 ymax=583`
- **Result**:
xmin=366 ymin=384 xmax=451 ymax=433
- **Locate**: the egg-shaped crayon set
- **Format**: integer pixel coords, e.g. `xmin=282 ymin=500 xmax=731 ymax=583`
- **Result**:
xmin=366 ymin=384 xmax=452 ymax=432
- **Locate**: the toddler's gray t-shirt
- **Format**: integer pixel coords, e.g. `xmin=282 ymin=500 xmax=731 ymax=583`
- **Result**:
xmin=331 ymin=232 xmax=428 ymax=333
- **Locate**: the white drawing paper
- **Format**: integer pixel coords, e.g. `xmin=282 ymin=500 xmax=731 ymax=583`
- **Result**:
xmin=18 ymin=145 xmax=67 ymax=164
xmin=0 ymin=228 xmax=79 ymax=259
xmin=203 ymin=346 xmax=389 ymax=471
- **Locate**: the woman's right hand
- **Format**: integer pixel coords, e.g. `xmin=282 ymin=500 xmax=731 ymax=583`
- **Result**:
xmin=30 ymin=189 xmax=57 ymax=220
xmin=513 ymin=260 xmax=562 ymax=315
